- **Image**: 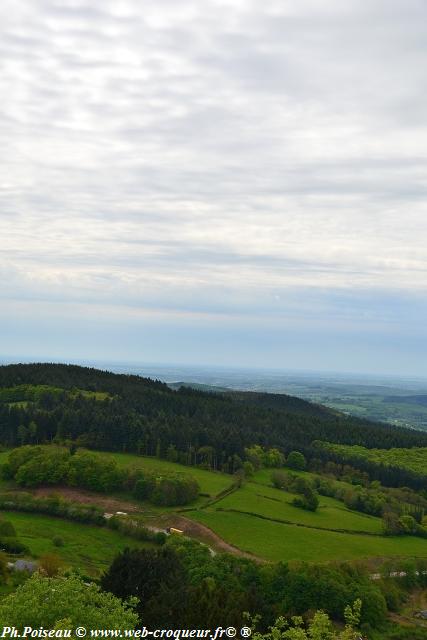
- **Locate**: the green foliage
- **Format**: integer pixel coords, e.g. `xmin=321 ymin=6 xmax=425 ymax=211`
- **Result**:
xmin=316 ymin=442 xmax=427 ymax=490
xmin=341 ymin=487 xmax=386 ymax=517
xmin=0 ymin=572 xmax=138 ymax=629
xmin=0 ymin=519 xmax=17 ymax=537
xmin=150 ymin=474 xmax=199 ymax=506
xmin=0 ymin=551 xmax=7 ymax=584
xmin=0 ymin=508 xmax=159 ymax=576
xmin=102 ymin=546 xmax=187 ymax=628
xmin=292 ymin=486 xmax=319 ymax=512
xmin=102 ymin=542 xmax=377 ymax=634
xmin=245 ymin=445 xmax=285 ymax=470
xmin=0 ymin=537 xmax=29 ymax=554
xmin=382 ymin=511 xmax=427 ymax=538
xmin=243 ymin=461 xmax=255 ymax=477
xmin=287 ymin=451 xmax=306 ymax=471
xmin=15 ymin=448 xmax=70 ymax=487
xmin=133 ymin=470 xmax=199 ymax=506
xmin=4 ymin=446 xmax=203 ymax=506
xmin=2 ymin=363 xmax=426 ymax=483
xmin=0 ymin=493 xmax=163 ymax=549
xmin=68 ymin=451 xmax=123 ymax=492
xmin=251 ymin=600 xmax=361 ymax=639
xmin=166 ymin=444 xmax=179 ymax=462
xmin=397 ymin=514 xmax=417 ymax=534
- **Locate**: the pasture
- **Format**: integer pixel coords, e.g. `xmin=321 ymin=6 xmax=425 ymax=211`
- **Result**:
xmin=0 ymin=510 xmax=153 ymax=575
xmin=188 ymin=509 xmax=427 ymax=563
xmin=104 ymin=451 xmax=233 ymax=496
xmin=216 ymin=482 xmax=383 ymax=534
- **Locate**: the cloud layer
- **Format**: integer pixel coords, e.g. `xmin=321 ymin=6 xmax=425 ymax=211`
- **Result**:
xmin=1 ymin=0 xmax=427 ymax=372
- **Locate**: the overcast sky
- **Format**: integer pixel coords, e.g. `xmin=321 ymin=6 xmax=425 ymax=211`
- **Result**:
xmin=1 ymin=0 xmax=427 ymax=375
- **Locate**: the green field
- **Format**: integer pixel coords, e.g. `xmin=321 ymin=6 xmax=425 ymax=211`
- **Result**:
xmin=320 ymin=443 xmax=427 ymax=476
xmin=215 ymin=482 xmax=383 ymax=534
xmin=0 ymin=511 xmax=153 ymax=576
xmin=0 ymin=448 xmax=232 ymax=499
xmin=189 ymin=509 xmax=427 ymax=563
xmin=2 ymin=446 xmax=427 ymax=566
xmin=104 ymin=451 xmax=233 ymax=497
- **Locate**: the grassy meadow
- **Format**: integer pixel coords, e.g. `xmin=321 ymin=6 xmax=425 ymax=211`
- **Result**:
xmin=1 ymin=446 xmax=427 ymax=566
xmin=189 ymin=509 xmax=427 ymax=563
xmin=215 ymin=482 xmax=383 ymax=534
xmin=104 ymin=451 xmax=233 ymax=496
xmin=0 ymin=510 xmax=153 ymax=576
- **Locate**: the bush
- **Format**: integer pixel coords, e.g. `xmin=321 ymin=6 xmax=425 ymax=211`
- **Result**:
xmin=292 ymin=487 xmax=319 ymax=512
xmin=286 ymin=451 xmax=306 ymax=470
xmin=15 ymin=449 xmax=70 ymax=487
xmin=0 ymin=520 xmax=17 ymax=537
xmin=68 ymin=451 xmax=123 ymax=493
xmin=52 ymin=535 xmax=65 ymax=547
xmin=0 ymin=572 xmax=139 ymax=629
xmin=133 ymin=472 xmax=199 ymax=506
xmin=0 ymin=538 xmax=29 ymax=554
xmin=38 ymin=553 xmax=63 ymax=577
xmin=150 ymin=475 xmax=199 ymax=506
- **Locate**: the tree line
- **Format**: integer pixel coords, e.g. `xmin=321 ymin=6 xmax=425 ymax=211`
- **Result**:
xmin=1 ymin=364 xmax=427 ymax=477
xmin=2 ymin=446 xmax=200 ymax=507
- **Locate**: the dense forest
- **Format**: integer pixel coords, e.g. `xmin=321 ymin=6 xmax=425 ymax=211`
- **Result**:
xmin=1 ymin=364 xmax=427 ymax=476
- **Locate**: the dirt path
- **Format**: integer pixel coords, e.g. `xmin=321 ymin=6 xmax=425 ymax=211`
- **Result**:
xmin=25 ymin=487 xmax=265 ymax=562
xmin=156 ymin=513 xmax=266 ymax=563
xmin=30 ymin=486 xmax=144 ymax=514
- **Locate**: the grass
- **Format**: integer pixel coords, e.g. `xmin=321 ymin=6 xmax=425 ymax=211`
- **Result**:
xmin=252 ymin=467 xmax=354 ymax=492
xmin=1 ymin=445 xmax=425 ymax=566
xmin=0 ymin=510 xmax=153 ymax=576
xmin=104 ymin=452 xmax=233 ymax=497
xmin=215 ymin=482 xmax=383 ymax=534
xmin=188 ymin=509 xmax=427 ymax=563
xmin=0 ymin=447 xmax=232 ymax=500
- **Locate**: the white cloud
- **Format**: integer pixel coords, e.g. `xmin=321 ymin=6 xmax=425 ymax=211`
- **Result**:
xmin=1 ymin=0 xmax=427 ymax=324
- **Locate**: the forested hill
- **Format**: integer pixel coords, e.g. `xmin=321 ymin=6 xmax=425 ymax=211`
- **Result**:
xmin=0 ymin=363 xmax=168 ymax=394
xmin=1 ymin=363 xmax=427 ymax=470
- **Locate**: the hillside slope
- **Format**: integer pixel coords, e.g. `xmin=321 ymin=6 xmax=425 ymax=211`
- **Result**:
xmin=1 ymin=364 xmax=427 ymax=470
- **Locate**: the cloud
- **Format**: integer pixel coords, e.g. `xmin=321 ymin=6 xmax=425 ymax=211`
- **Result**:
xmin=1 ymin=0 xmax=427 ymax=370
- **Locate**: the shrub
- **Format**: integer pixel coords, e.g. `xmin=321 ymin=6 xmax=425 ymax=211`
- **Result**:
xmin=0 ymin=538 xmax=29 ymax=554
xmin=0 ymin=520 xmax=17 ymax=537
xmin=38 ymin=553 xmax=63 ymax=577
xmin=52 ymin=535 xmax=65 ymax=547
xmin=15 ymin=449 xmax=70 ymax=487
xmin=133 ymin=472 xmax=199 ymax=506
xmin=292 ymin=487 xmax=319 ymax=512
xmin=286 ymin=451 xmax=306 ymax=470
xmin=68 ymin=451 xmax=123 ymax=492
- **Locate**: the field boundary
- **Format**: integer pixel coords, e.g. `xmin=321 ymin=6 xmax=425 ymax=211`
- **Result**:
xmin=215 ymin=507 xmax=384 ymax=536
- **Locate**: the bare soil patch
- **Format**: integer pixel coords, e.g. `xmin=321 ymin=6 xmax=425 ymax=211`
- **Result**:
xmin=153 ymin=513 xmax=265 ymax=562
xmin=30 ymin=486 xmax=143 ymax=514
